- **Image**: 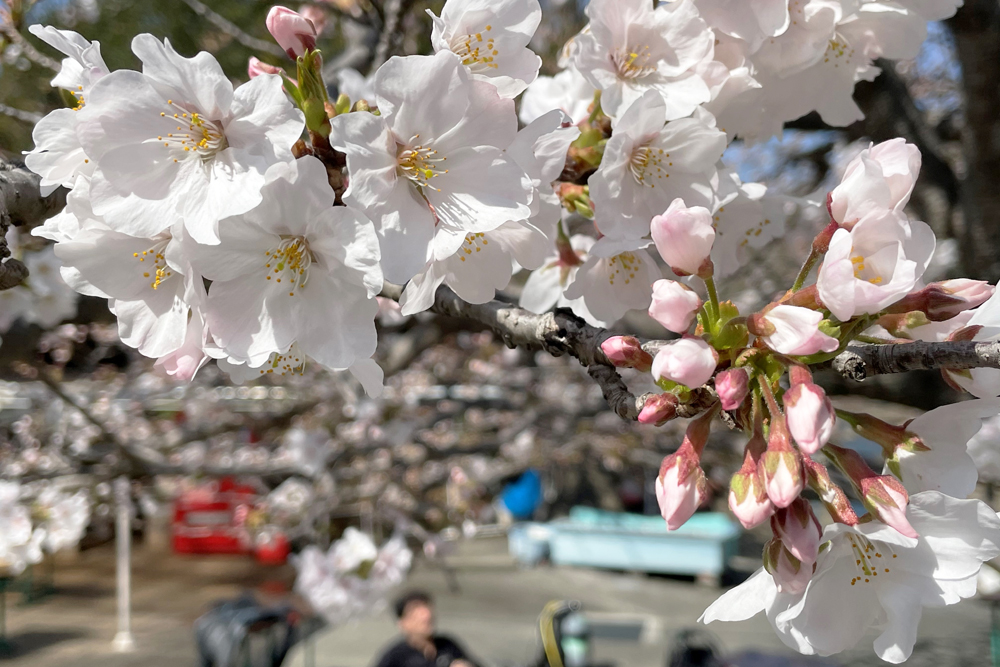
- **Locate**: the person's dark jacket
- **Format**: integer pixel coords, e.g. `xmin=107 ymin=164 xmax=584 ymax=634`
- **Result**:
xmin=373 ymin=635 xmax=480 ymax=667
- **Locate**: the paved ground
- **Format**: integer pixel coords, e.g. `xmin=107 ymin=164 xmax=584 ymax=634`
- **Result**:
xmin=0 ymin=536 xmax=995 ymax=667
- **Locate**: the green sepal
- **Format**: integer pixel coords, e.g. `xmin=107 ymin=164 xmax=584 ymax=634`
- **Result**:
xmin=303 ymin=98 xmax=330 ymax=137
xmin=281 ymin=72 xmax=303 ymax=106
xmin=818 ymin=319 xmax=841 ymax=339
xmin=335 ymin=93 xmax=351 ymax=115
xmin=573 ymin=127 xmax=604 ymax=149
xmin=573 ymin=201 xmax=594 ymax=218
xmin=713 ymin=302 xmax=747 ymax=349
xmin=885 ymin=455 xmax=902 ymax=480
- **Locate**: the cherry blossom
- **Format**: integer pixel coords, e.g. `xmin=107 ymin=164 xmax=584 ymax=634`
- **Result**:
xmin=703 ymin=492 xmax=1000 ymax=663
xmin=650 ymin=198 xmax=716 ymax=278
xmin=519 ymin=67 xmax=594 ymax=126
xmin=656 ymin=406 xmax=717 ymax=530
xmin=695 ymin=0 xmax=790 ymax=51
xmin=563 ymin=236 xmax=661 ymax=325
xmin=817 ymin=211 xmax=935 ymax=322
xmin=760 ymin=407 xmax=804 ymax=509
xmin=24 ymin=25 xmax=110 ymax=195
xmin=76 ymin=35 xmax=304 ymax=244
xmin=0 ymin=482 xmax=36 ymax=574
xmin=36 ymin=487 xmax=91 ymax=554
xmin=830 ymin=139 xmax=921 ymax=229
xmin=570 ymin=0 xmax=714 ymax=120
xmin=650 ymin=337 xmax=718 ymax=389
xmin=589 ymin=91 xmax=726 ymax=239
xmin=294 ymin=529 xmax=412 ymax=626
xmin=519 ymin=234 xmax=599 ymax=325
xmin=892 ymin=399 xmax=1000 ymax=498
xmin=190 ymin=157 xmax=382 ymax=372
xmin=753 ymin=304 xmax=839 ymax=356
xmin=330 ymin=50 xmax=532 ymax=284
xmin=399 ymin=111 xmax=578 ymax=315
xmin=54 ymin=216 xmax=199 ymax=358
xmin=784 ymin=379 xmax=835 ymax=455
xmin=648 ymin=279 xmax=703 ymax=334
xmin=708 ymin=170 xmax=792 ymax=278
xmin=427 ymin=0 xmax=542 ymax=98
xmin=602 ymin=336 xmax=653 ymax=372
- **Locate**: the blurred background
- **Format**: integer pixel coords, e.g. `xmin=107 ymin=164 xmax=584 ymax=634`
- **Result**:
xmin=1 ymin=0 xmax=1000 ymax=666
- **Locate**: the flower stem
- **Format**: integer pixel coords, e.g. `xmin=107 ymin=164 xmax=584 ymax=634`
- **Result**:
xmin=791 ymin=249 xmax=821 ymax=293
xmin=704 ymin=275 xmax=721 ymax=324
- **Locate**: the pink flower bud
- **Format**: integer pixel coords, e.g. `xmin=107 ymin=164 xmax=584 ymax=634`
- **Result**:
xmin=656 ymin=449 xmax=708 ymax=531
xmin=824 ymin=444 xmax=918 ymax=538
xmin=728 ymin=432 xmax=773 ymax=529
xmin=763 ymin=538 xmax=813 ymax=595
xmin=248 ymin=56 xmax=283 ymax=79
xmin=803 ymin=457 xmax=858 ymax=525
xmin=267 ymin=6 xmax=318 ymax=58
xmin=886 ymin=279 xmax=995 ymax=322
xmin=760 ymin=415 xmax=804 ymax=509
xmin=651 ymin=337 xmax=719 ymax=389
xmin=650 ymin=198 xmax=715 ymax=278
xmin=836 ymin=411 xmax=928 ymax=459
xmin=648 ymin=279 xmax=702 ymax=333
xmin=860 ymin=475 xmax=918 ymax=539
xmin=770 ymin=497 xmax=822 ymax=564
xmin=638 ymin=393 xmax=679 ymax=426
xmin=655 ymin=406 xmax=718 ymax=530
xmin=922 ymin=279 xmax=993 ymax=321
xmin=601 ymin=335 xmax=653 ymax=372
xmin=784 ymin=382 xmax=835 ymax=455
xmin=937 ymin=278 xmax=995 ymax=304
xmin=830 ymin=138 xmax=920 ymax=228
xmin=715 ymin=368 xmax=750 ymax=411
xmin=755 ymin=305 xmax=839 ymax=356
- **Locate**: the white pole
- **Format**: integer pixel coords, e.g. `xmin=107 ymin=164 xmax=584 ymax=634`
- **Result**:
xmin=111 ymin=476 xmax=135 ymax=652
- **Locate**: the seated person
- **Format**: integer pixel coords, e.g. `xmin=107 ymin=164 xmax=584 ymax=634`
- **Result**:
xmin=373 ymin=591 xmax=479 ymax=667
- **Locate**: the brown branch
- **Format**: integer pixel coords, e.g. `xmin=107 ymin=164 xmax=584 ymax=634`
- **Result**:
xmin=383 ymin=284 xmax=1000 ymax=418
xmin=369 ymin=0 xmax=416 ymax=73
xmin=830 ymin=340 xmax=1000 ymax=381
xmin=35 ymin=371 xmax=150 ymax=472
xmin=178 ymin=0 xmax=285 ymax=57
xmin=0 ymin=103 xmax=43 ymax=124
xmin=0 ymin=161 xmax=67 ymax=290
xmin=382 ymin=283 xmax=718 ymax=421
xmin=2 ymin=24 xmax=60 ymax=71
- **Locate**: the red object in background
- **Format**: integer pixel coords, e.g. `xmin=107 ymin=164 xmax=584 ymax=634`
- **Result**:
xmin=255 ymin=532 xmax=291 ymax=566
xmin=172 ymin=477 xmax=258 ymax=555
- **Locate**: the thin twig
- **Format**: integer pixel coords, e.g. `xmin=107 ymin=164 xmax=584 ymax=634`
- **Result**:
xmin=830 ymin=340 xmax=1000 ymax=381
xmin=1 ymin=25 xmax=60 ymax=71
xmin=178 ymin=0 xmax=286 ymax=57
xmin=369 ymin=0 xmax=416 ymax=72
xmin=0 ymin=103 xmax=42 ymax=124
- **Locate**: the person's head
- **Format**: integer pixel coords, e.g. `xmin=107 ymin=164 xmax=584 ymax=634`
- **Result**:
xmin=394 ymin=590 xmax=435 ymax=641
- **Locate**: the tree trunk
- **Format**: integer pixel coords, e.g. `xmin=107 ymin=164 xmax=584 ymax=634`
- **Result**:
xmin=950 ymin=0 xmax=1000 ymax=281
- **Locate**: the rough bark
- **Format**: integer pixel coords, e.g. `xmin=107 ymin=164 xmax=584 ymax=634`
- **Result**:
xmin=949 ymin=0 xmax=1000 ymax=281
xmin=383 ymin=284 xmax=1000 ymax=422
xmin=0 ymin=161 xmax=67 ymax=290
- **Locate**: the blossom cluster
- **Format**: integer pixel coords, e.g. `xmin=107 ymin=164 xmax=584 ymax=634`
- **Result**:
xmin=0 ymin=479 xmax=91 ymax=575
xmin=16 ymin=0 xmax=998 ymax=661
xmin=293 ymin=527 xmax=412 ymax=626
xmin=601 ymin=137 xmax=1000 ymax=662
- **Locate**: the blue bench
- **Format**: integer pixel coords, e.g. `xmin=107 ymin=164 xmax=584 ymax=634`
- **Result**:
xmin=509 ymin=508 xmax=740 ymax=582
